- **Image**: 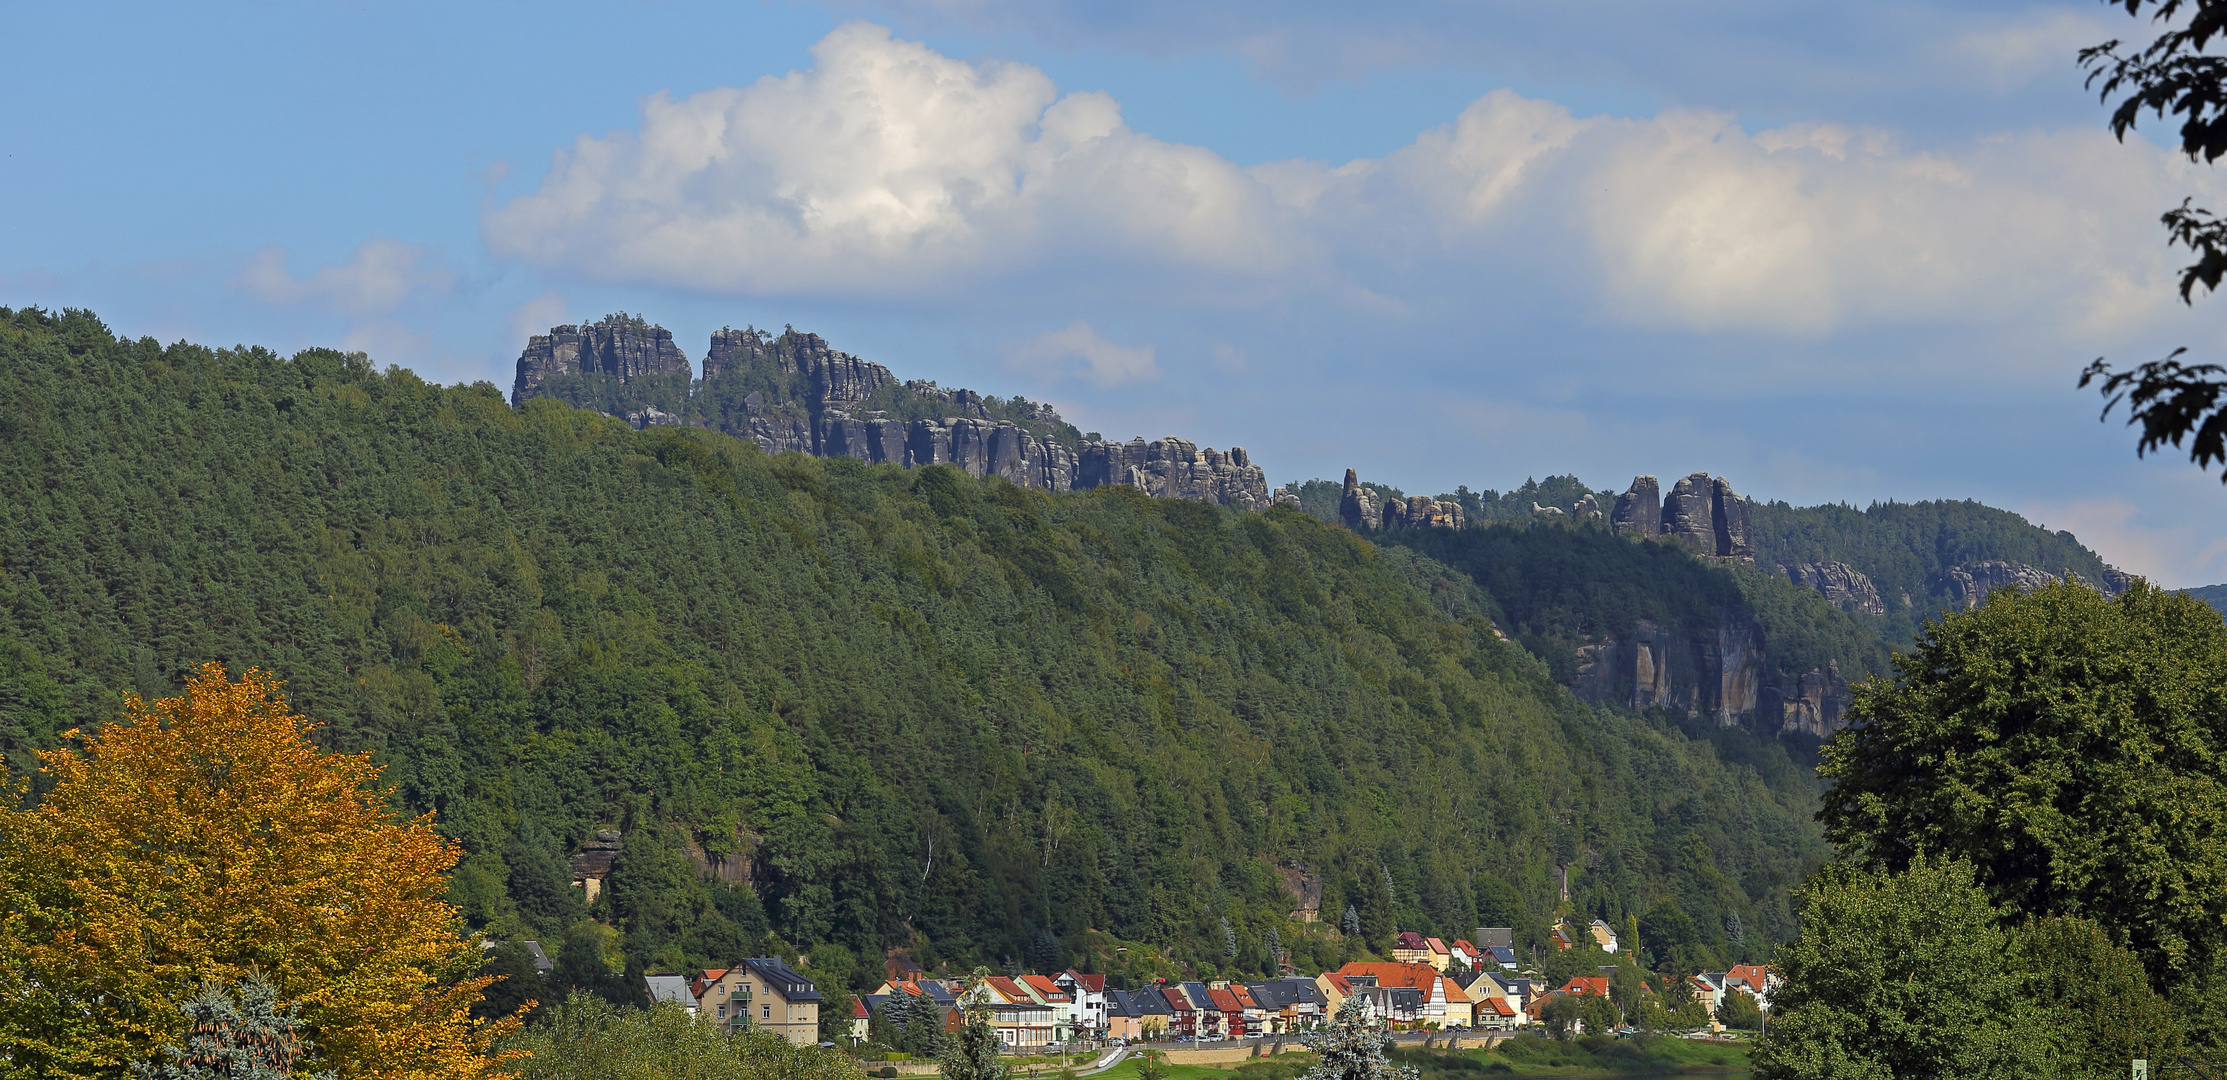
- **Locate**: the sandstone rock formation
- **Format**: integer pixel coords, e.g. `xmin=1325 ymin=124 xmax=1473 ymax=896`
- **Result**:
xmin=1341 ymin=469 xmax=1464 ymax=530
xmin=1760 ymin=662 xmax=1853 ymax=738
xmin=1340 ymin=469 xmax=1382 ymax=531
xmin=1574 ymin=493 xmax=1604 ymax=521
xmin=1611 ymin=476 xmax=1660 ymax=538
xmin=1943 ymin=560 xmax=2060 ymax=609
xmin=516 ymin=320 xmax=1275 ymax=509
xmin=1609 ymin=472 xmax=1752 ymax=561
xmin=511 ymin=319 xmax=693 ymax=405
xmin=1782 ymin=561 xmax=1886 ymax=616
xmin=1571 ymin=609 xmax=1765 ymax=727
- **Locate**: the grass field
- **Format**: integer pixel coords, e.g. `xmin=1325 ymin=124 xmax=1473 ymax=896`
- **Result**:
xmin=1011 ymin=1037 xmax=1750 ymax=1080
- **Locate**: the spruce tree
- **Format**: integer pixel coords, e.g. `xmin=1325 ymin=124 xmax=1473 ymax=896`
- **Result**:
xmin=137 ymin=976 xmax=334 ymax=1080
xmin=1299 ymin=997 xmax=1417 ymax=1080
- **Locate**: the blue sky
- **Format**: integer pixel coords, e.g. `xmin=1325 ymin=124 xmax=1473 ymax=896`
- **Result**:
xmin=10 ymin=1 xmax=2227 ymax=583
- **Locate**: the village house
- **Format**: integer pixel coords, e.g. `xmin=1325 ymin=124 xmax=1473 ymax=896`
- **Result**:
xmin=1132 ymin=984 xmax=1173 ymax=1039
xmin=1056 ymin=970 xmax=1108 ymax=1037
xmin=1550 ymin=926 xmax=1577 ymax=951
xmin=1017 ymin=974 xmax=1076 ymax=1042
xmin=1389 ymin=931 xmax=1432 ymax=966
xmin=1723 ymin=964 xmax=1779 ymax=1010
xmin=1159 ymin=984 xmax=1198 ymax=1038
xmin=1315 ymin=971 xmax=1360 ymax=1019
xmin=1243 ymin=977 xmax=1327 ymax=1033
xmin=645 ymin=974 xmax=698 ymax=1016
xmin=1337 ymin=963 xmax=1455 ymax=1028
xmin=1208 ymin=985 xmax=1249 ymax=1037
xmin=691 ymin=958 xmax=824 ymax=1046
xmin=849 ymin=999 xmax=871 ymax=1042
xmin=1587 ymin=920 xmax=1620 ymax=954
xmin=1439 ymin=975 xmax=1474 ymax=1028
xmin=1103 ymin=988 xmax=1145 ymax=1042
xmin=981 ymin=976 xmax=1058 ymax=1048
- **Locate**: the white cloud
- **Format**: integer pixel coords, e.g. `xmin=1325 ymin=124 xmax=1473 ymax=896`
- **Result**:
xmin=239 ymin=238 xmax=453 ymax=316
xmin=1009 ymin=321 xmax=1159 ymax=386
xmin=484 ymin=22 xmax=1291 ymax=295
xmin=484 ymin=22 xmax=2223 ymax=344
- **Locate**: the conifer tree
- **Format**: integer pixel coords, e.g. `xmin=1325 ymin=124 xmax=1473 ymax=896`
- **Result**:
xmin=137 ymin=976 xmax=335 ymax=1080
xmin=1299 ymin=997 xmax=1417 ymax=1080
xmin=938 ymin=971 xmax=1009 ymax=1080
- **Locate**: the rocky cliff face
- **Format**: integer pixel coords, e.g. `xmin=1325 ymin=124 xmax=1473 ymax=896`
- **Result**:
xmin=1761 ymin=662 xmax=1853 ymax=738
xmin=1571 ymin=611 xmax=1852 ymax=736
xmin=511 ymin=319 xmax=693 ymax=406
xmin=1339 ymin=469 xmax=1464 ymax=531
xmin=516 ymin=320 xmax=1273 ymax=509
xmin=1571 ymin=609 xmax=1769 ymax=727
xmin=1611 ymin=476 xmax=1661 ymax=538
xmin=1783 ymin=561 xmax=1886 ymax=616
xmin=1942 ymin=560 xmax=2065 ymax=609
xmin=1608 ymin=473 xmax=1753 ymax=561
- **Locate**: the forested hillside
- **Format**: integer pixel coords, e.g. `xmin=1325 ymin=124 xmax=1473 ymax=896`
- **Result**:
xmin=0 ymin=307 xmax=1823 ymax=996
xmin=1289 ymin=472 xmax=2136 ymax=660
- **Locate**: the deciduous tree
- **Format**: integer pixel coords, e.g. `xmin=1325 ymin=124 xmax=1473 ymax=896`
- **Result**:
xmin=1817 ymin=583 xmax=2227 ymax=990
xmin=0 ymin=664 xmax=518 ymax=1079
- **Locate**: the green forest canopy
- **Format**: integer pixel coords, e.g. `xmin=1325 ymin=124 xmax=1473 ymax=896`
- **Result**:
xmin=0 ymin=307 xmax=1825 ymax=989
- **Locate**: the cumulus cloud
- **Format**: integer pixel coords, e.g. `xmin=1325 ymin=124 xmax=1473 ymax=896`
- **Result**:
xmin=484 ymin=22 xmax=1290 ymax=295
xmin=1009 ymin=321 xmax=1159 ymax=386
xmin=485 ymin=22 xmax=2222 ymax=340
xmin=239 ymin=238 xmax=453 ymax=316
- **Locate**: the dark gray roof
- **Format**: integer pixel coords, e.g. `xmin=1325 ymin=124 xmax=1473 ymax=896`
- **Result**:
xmin=518 ymin=940 xmax=554 ymax=973
xmin=1390 ymin=987 xmax=1423 ymax=1009
xmin=1243 ymin=979 xmax=1325 ymax=1010
xmin=1133 ymin=988 xmax=1173 ymax=1015
xmin=1487 ymin=946 xmax=1517 ymax=965
xmin=1180 ymin=981 xmax=1214 ymax=1010
xmin=1105 ymin=989 xmax=1143 ymax=1018
xmin=745 ymin=957 xmax=824 ymax=1002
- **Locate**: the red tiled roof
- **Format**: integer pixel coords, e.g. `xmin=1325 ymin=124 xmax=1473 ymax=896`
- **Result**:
xmin=1395 ymin=931 xmax=1426 ymax=949
xmin=1426 ymin=937 xmax=1449 ymax=954
xmin=1321 ymin=973 xmax=1353 ymax=994
xmin=1020 ymin=974 xmax=1070 ymax=1001
xmin=1230 ymin=984 xmax=1259 ymax=1009
xmin=1208 ymin=988 xmax=1243 ymax=1012
xmin=1559 ymin=977 xmax=1611 ymax=997
xmin=1067 ymin=972 xmax=1107 ymax=993
xmin=854 ymin=999 xmax=871 ymax=1017
xmin=1162 ymin=987 xmax=1193 ymax=1011
xmin=1338 ymin=962 xmax=1440 ymax=990
xmin=1453 ymin=940 xmax=1476 ymax=952
xmin=1485 ymin=998 xmax=1516 ymax=1016
xmin=987 ymin=976 xmax=1028 ymax=1001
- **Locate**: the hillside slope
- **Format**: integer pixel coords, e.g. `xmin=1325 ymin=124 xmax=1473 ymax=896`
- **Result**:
xmin=0 ymin=307 xmax=1822 ymax=985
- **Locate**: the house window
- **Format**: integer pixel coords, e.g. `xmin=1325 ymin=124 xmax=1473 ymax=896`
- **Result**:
xmin=763 ymin=1004 xmax=771 ymax=1020
xmin=719 ymin=1005 xmax=727 ymax=1019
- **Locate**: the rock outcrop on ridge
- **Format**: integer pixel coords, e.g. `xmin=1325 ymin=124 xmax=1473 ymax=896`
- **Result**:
xmin=1607 ymin=473 xmax=1752 ymax=561
xmin=1782 ymin=561 xmax=1887 ymax=616
xmin=511 ymin=318 xmax=693 ymax=406
xmin=1339 ymin=469 xmax=1465 ymax=531
xmin=513 ymin=320 xmax=1272 ymax=509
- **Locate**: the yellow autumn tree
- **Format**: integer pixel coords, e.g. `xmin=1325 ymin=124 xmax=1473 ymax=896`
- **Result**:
xmin=0 ymin=663 xmax=520 ymax=1079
